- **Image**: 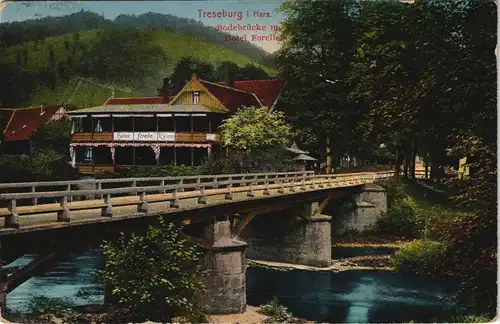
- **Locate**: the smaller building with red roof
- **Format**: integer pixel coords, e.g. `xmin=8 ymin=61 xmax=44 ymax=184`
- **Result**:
xmin=1 ymin=105 xmax=68 ymax=154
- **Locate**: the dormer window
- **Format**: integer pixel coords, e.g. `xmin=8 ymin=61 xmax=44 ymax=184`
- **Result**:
xmin=40 ymin=110 xmax=46 ymax=116
xmin=22 ymin=125 xmax=27 ymax=129
xmin=193 ymin=91 xmax=200 ymax=104
xmin=11 ymin=131 xmax=15 ymax=134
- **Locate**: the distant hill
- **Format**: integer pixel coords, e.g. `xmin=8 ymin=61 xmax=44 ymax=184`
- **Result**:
xmin=0 ymin=10 xmax=272 ymax=64
xmin=0 ymin=28 xmax=276 ymax=109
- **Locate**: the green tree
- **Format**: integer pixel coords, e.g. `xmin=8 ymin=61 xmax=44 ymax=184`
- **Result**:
xmin=100 ymin=219 xmax=206 ymax=322
xmin=275 ymin=0 xmax=362 ymax=173
xmin=238 ymin=64 xmax=269 ymax=80
xmin=220 ymin=106 xmax=293 ymax=155
xmin=48 ymin=46 xmax=56 ymax=68
xmin=170 ymin=56 xmax=216 ymax=93
xmin=29 ymin=120 xmax=71 ymax=155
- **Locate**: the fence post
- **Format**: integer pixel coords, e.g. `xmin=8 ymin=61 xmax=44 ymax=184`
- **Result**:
xmin=97 ymin=182 xmax=103 ymax=200
xmin=290 ymin=174 xmax=297 ymax=192
xmin=179 ymin=179 xmax=185 ymax=192
xmin=31 ymin=186 xmax=38 ymax=206
xmin=300 ymin=173 xmax=306 ymax=190
xmin=138 ymin=192 xmax=149 ymax=213
xmin=102 ymin=194 xmax=113 ymax=217
xmin=171 ymin=189 xmax=180 ymax=208
xmin=225 ymin=182 xmax=233 ymax=200
xmin=67 ymin=184 xmax=73 ymax=203
xmin=5 ymin=199 xmax=20 ymax=229
xmin=247 ymin=179 xmax=254 ymax=197
xmin=57 ymin=196 xmax=70 ymax=222
xmin=198 ymin=185 xmax=206 ymax=204
xmin=130 ymin=180 xmax=137 ymax=196
xmin=160 ymin=180 xmax=166 ymax=194
xmin=264 ymin=175 xmax=270 ymax=195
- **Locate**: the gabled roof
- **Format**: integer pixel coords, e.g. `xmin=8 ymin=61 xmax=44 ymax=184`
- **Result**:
xmin=215 ymin=80 xmax=285 ymax=108
xmin=199 ymin=79 xmax=262 ymax=112
xmin=1 ymin=105 xmax=64 ymax=142
xmin=104 ymin=96 xmax=173 ymax=105
xmin=67 ymin=104 xmax=225 ymax=114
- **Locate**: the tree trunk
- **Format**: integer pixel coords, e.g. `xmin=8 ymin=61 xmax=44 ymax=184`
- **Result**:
xmin=395 ymin=150 xmax=401 ymax=184
xmin=424 ymin=155 xmax=429 ymax=179
xmin=326 ymin=137 xmax=332 ymax=174
xmin=403 ymin=150 xmax=409 ymax=180
xmin=410 ymin=140 xmax=417 ymax=180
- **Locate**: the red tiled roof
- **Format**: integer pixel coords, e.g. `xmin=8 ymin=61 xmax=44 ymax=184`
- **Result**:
xmin=215 ymin=80 xmax=285 ymax=108
xmin=1 ymin=106 xmax=62 ymax=142
xmin=104 ymin=96 xmax=173 ymax=105
xmin=199 ymin=80 xmax=262 ymax=112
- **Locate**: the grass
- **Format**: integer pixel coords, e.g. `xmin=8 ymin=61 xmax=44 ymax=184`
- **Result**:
xmin=1 ymin=29 xmax=277 ymax=109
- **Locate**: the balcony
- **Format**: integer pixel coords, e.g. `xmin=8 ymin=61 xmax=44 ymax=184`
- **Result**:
xmin=71 ymin=132 xmax=221 ymax=143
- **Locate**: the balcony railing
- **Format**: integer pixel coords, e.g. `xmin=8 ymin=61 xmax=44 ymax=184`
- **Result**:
xmin=71 ymin=132 xmax=221 ymax=143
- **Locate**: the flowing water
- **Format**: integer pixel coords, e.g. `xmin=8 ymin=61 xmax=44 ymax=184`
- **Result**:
xmin=5 ymin=249 xmax=457 ymax=323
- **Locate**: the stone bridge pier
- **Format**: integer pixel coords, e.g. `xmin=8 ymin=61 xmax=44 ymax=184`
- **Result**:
xmin=200 ymin=216 xmax=247 ymax=314
xmin=238 ymin=201 xmax=332 ymax=267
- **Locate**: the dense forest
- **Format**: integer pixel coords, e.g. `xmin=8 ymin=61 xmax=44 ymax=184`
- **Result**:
xmin=0 ymin=11 xmax=272 ymax=64
xmin=276 ymin=0 xmax=496 ymax=316
xmin=0 ymin=11 xmax=275 ymax=108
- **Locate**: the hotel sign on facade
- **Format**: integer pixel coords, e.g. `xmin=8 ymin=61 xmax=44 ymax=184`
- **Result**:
xmin=113 ymin=132 xmax=218 ymax=142
xmin=113 ymin=132 xmax=176 ymax=142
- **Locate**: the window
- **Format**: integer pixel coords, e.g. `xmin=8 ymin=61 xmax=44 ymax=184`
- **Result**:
xmin=193 ymin=147 xmax=208 ymax=165
xmin=93 ymin=146 xmax=113 ymax=164
xmin=159 ymin=147 xmax=175 ymax=165
xmin=93 ymin=118 xmax=112 ymax=132
xmin=210 ymin=115 xmax=225 ymax=132
xmin=175 ymin=115 xmax=191 ymax=132
xmin=113 ymin=117 xmax=133 ymax=132
xmin=192 ymin=115 xmax=209 ymax=132
xmin=193 ymin=91 xmax=200 ymax=104
xmin=135 ymin=146 xmax=157 ymax=166
xmin=176 ymin=147 xmax=192 ymax=166
xmin=134 ymin=117 xmax=157 ymax=132
xmin=115 ymin=147 xmax=134 ymax=165
xmin=81 ymin=117 xmax=93 ymax=132
xmin=72 ymin=118 xmax=83 ymax=132
xmin=158 ymin=116 xmax=174 ymax=131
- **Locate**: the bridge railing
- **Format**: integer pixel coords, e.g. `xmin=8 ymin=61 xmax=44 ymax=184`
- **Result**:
xmin=0 ymin=171 xmax=394 ymax=229
xmin=0 ymin=171 xmax=315 ymax=206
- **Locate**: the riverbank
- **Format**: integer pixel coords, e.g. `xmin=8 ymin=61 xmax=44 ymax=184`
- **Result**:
xmin=247 ymin=258 xmax=393 ymax=272
xmin=5 ymin=305 xmax=311 ymax=324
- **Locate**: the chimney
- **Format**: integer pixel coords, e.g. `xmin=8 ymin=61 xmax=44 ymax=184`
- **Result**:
xmin=162 ymin=77 xmax=169 ymax=103
xmin=225 ymin=71 xmax=235 ymax=88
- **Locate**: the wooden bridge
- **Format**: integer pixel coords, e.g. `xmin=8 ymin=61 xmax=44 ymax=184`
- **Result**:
xmin=0 ymin=171 xmax=394 ymax=236
xmin=0 ymin=170 xmax=394 ymax=315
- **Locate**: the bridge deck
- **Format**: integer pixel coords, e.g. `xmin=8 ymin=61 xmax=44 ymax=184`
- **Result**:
xmin=0 ymin=172 xmax=393 ymax=235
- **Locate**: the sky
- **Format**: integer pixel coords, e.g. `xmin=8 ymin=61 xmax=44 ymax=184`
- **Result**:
xmin=0 ymin=0 xmax=287 ymax=53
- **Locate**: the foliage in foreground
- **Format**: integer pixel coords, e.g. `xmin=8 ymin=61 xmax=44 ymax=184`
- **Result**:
xmin=258 ymin=299 xmax=298 ymax=324
xmin=99 ymin=219 xmax=206 ymax=322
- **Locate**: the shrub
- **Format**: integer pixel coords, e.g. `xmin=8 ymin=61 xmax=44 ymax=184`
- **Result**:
xmin=96 ymin=165 xmax=202 ymax=179
xmin=391 ymin=239 xmax=446 ymax=277
xmin=26 ymin=296 xmax=76 ymax=320
xmin=258 ymin=299 xmax=293 ymax=323
xmin=201 ymin=155 xmax=241 ymax=174
xmin=99 ymin=218 xmax=206 ymax=322
xmin=375 ymin=196 xmax=423 ymax=238
xmin=377 ymin=180 xmax=406 ymax=208
xmin=0 ymin=150 xmax=75 ymax=183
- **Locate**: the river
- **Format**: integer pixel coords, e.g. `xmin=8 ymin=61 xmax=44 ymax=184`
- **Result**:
xmin=5 ymin=249 xmax=457 ymax=323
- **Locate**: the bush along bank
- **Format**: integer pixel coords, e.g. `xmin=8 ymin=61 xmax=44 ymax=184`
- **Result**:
xmin=375 ymin=180 xmax=495 ymax=319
